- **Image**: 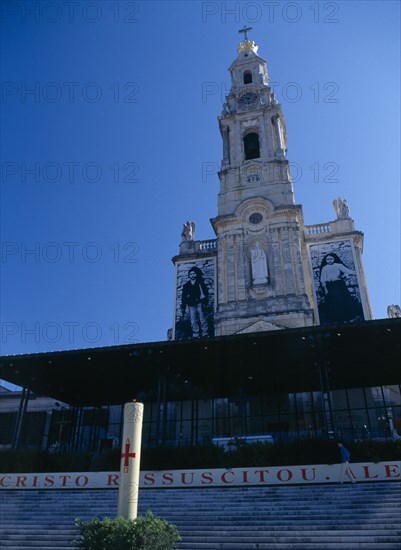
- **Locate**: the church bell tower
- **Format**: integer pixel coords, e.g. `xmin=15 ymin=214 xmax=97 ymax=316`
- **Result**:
xmin=172 ymin=29 xmax=372 ymax=340
xmin=211 ymin=30 xmax=314 ymax=335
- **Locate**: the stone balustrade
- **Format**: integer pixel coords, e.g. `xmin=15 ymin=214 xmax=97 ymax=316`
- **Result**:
xmin=198 ymin=240 xmax=217 ymax=251
xmin=178 ymin=239 xmax=217 ymax=256
xmin=304 ymin=223 xmax=332 ymax=236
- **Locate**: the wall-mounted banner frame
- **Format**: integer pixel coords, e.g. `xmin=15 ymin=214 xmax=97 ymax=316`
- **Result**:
xmin=308 ymin=239 xmax=366 ymax=325
xmin=173 ymin=258 xmax=216 ymax=340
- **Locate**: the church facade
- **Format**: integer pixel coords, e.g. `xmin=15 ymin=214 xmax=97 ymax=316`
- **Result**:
xmin=172 ymin=36 xmax=372 ymax=341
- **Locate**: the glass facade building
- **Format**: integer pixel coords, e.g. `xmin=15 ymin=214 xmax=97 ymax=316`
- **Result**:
xmin=1 ymin=319 xmax=400 ymax=451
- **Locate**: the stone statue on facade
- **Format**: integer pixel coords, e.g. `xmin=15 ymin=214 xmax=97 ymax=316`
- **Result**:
xmin=387 ymin=304 xmax=401 ymax=318
xmin=181 ymin=221 xmax=195 ymax=242
xmin=250 ymin=242 xmax=268 ymax=285
xmin=333 ymin=197 xmax=350 ymax=219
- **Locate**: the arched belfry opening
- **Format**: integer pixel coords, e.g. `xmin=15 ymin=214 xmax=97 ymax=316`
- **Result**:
xmin=244 ymin=132 xmax=260 ymax=160
xmin=243 ymin=70 xmax=252 ymax=84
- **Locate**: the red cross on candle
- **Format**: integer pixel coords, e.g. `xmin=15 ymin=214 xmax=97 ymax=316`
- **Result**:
xmin=121 ymin=438 xmax=136 ymax=473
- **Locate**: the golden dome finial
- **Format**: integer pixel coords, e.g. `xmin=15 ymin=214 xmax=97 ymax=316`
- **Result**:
xmin=237 ymin=26 xmax=258 ymax=54
xmin=238 ymin=40 xmax=258 ymax=54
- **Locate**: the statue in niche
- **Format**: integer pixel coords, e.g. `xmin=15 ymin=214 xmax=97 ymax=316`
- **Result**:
xmin=272 ymin=115 xmax=285 ymax=156
xmin=387 ymin=304 xmax=401 ymax=318
xmin=181 ymin=221 xmax=195 ymax=242
xmin=251 ymin=242 xmax=268 ymax=285
xmin=333 ymin=197 xmax=350 ymax=219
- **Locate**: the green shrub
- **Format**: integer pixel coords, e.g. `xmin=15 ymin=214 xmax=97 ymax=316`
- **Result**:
xmin=73 ymin=511 xmax=180 ymax=550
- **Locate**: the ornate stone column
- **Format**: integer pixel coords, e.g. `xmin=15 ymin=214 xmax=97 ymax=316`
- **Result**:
xmin=221 ymin=125 xmax=230 ymax=165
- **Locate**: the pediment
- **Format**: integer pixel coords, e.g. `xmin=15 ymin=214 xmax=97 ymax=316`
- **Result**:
xmin=236 ymin=320 xmax=283 ymax=334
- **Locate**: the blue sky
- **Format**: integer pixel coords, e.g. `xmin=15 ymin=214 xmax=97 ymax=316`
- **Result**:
xmin=0 ymin=0 xmax=400 ymax=360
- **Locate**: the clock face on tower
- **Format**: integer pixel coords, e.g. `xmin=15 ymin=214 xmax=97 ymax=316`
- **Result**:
xmin=239 ymin=91 xmax=257 ymax=106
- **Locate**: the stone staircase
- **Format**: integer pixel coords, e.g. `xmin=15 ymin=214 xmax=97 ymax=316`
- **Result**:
xmin=1 ymin=482 xmax=400 ymax=549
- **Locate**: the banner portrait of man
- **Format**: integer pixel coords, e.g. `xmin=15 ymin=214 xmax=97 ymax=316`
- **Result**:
xmin=173 ymin=258 xmax=215 ymax=340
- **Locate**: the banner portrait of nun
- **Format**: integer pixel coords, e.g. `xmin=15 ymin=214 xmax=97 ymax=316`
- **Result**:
xmin=309 ymin=241 xmax=365 ymax=325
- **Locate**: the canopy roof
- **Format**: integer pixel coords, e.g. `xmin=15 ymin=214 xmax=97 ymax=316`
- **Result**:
xmin=0 ymin=319 xmax=399 ymax=406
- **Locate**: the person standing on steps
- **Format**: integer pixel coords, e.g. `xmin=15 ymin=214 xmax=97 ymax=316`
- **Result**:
xmin=337 ymin=441 xmax=356 ymax=483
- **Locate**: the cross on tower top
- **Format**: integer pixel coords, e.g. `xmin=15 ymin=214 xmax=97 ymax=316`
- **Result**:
xmin=239 ymin=26 xmax=253 ymax=41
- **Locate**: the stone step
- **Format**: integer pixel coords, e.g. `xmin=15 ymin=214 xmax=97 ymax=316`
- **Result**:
xmin=1 ymin=527 xmax=77 ymax=541
xmin=2 ymin=543 xmax=400 ymax=550
xmin=177 ymin=545 xmax=401 ymax=550
xmin=2 ymin=538 xmax=401 ymax=548
xmin=4 ymin=499 xmax=401 ymax=507
xmin=5 ymin=503 xmax=400 ymax=512
xmin=0 ymin=548 xmax=67 ymax=550
xmin=9 ymin=495 xmax=398 ymax=503
xmin=6 ymin=489 xmax=400 ymax=498
xmin=1 ymin=482 xmax=400 ymax=550
xmin=4 ymin=507 xmax=400 ymax=516
xmin=0 ymin=545 xmax=75 ymax=549
xmin=175 ymin=530 xmax=401 ymax=538
xmin=0 ymin=535 xmax=76 ymax=542
xmin=8 ymin=488 xmax=400 ymax=496
xmin=3 ymin=509 xmax=400 ymax=518
xmin=3 ymin=512 xmax=401 ymax=520
xmin=183 ymin=533 xmax=401 ymax=540
xmin=3 ymin=521 xmax=401 ymax=531
xmin=2 ymin=535 xmax=401 ymax=547
xmin=2 ymin=511 xmax=401 ymax=520
xmin=2 ymin=527 xmax=401 ymax=536
xmin=5 ymin=500 xmax=399 ymax=509
xmin=3 ymin=513 xmax=401 ymax=523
